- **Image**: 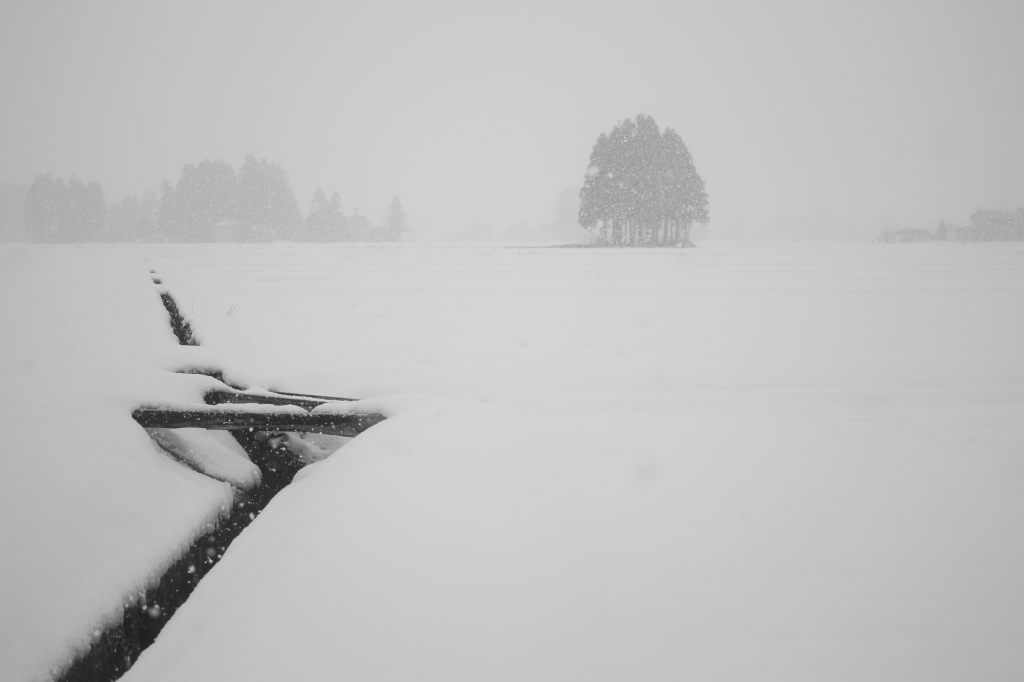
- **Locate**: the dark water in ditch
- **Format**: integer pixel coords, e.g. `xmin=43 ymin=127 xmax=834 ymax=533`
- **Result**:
xmin=58 ymin=430 xmax=306 ymax=682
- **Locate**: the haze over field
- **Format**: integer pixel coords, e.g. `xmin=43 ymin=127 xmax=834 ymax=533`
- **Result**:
xmin=2 ymin=0 xmax=1023 ymax=239
xmin=3 ymin=3 xmax=1024 ymax=678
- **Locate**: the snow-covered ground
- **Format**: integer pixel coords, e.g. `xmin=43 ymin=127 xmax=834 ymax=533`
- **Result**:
xmin=2 ymin=242 xmax=1023 ymax=681
xmin=0 ymin=246 xmax=249 ymax=681
xmin=149 ymin=242 xmax=1024 ymax=397
xmin=135 ymin=242 xmax=1023 ymax=681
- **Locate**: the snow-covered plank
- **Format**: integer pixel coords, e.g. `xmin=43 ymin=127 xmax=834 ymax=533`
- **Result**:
xmin=133 ymin=405 xmax=384 ymax=436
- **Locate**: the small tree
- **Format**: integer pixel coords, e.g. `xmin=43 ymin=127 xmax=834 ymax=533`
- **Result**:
xmin=157 ymin=181 xmax=176 ymax=241
xmin=236 ymin=155 xmax=302 ymax=241
xmin=25 ymin=174 xmax=64 ymax=242
xmin=348 ymin=210 xmax=375 ymax=241
xmin=329 ymin=192 xmax=346 ymax=240
xmin=383 ymin=196 xmax=406 ymax=240
xmin=305 ymin=188 xmax=346 ymax=241
xmin=64 ymin=177 xmax=105 ymax=242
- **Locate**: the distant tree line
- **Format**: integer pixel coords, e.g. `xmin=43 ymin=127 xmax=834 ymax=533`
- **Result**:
xmin=157 ymin=156 xmax=303 ymax=242
xmin=955 ymin=209 xmax=1024 ymax=242
xmin=19 ymin=155 xmax=408 ymax=243
xmin=23 ymin=175 xmax=106 ymax=242
xmin=579 ymin=114 xmax=708 ymax=246
xmin=879 ymin=208 xmax=1024 ymax=243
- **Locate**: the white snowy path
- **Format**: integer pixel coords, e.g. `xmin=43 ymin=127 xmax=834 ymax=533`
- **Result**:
xmin=124 ymin=243 xmax=1024 ymax=681
xmin=0 ymin=246 xmax=237 ymax=682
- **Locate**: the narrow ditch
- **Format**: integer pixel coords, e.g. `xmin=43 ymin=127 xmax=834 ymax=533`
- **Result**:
xmin=57 ymin=280 xmax=334 ymax=682
xmin=158 ymin=289 xmax=198 ymax=346
xmin=58 ymin=433 xmax=300 ymax=682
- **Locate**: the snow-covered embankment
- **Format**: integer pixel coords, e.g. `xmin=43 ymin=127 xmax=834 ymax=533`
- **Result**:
xmin=0 ymin=246 xmax=239 ymax=680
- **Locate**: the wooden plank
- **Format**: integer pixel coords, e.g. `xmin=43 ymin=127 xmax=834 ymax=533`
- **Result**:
xmin=133 ymin=407 xmax=385 ymax=437
xmin=271 ymin=389 xmax=357 ymax=403
xmin=203 ymin=390 xmax=331 ymax=410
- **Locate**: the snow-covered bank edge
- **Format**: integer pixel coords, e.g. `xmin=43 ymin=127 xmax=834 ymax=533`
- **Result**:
xmin=54 ymin=490 xmax=233 ymax=682
xmin=56 ymin=266 xmax=394 ymax=680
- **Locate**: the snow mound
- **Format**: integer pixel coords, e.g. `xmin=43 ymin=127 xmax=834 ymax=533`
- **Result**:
xmin=147 ymin=428 xmax=261 ymax=489
xmin=126 ymin=390 xmax=1024 ymax=681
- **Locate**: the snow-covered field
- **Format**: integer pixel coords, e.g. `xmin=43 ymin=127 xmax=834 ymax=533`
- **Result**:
xmin=3 ymin=242 xmax=1023 ymax=681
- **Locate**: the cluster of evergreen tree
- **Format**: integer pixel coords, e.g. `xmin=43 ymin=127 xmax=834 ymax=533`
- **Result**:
xmin=21 ymin=156 xmax=408 ymax=243
xmin=158 ymin=156 xmax=302 ymax=242
xmin=304 ymin=191 xmax=405 ymax=242
xmin=579 ymin=114 xmax=708 ymax=246
xmin=107 ymin=191 xmax=158 ymax=242
xmin=24 ymin=175 xmax=106 ymax=242
xmin=960 ymin=208 xmax=1024 ymax=241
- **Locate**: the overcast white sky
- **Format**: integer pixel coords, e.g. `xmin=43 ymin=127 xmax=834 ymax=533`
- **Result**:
xmin=1 ymin=0 xmax=1022 ymax=238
